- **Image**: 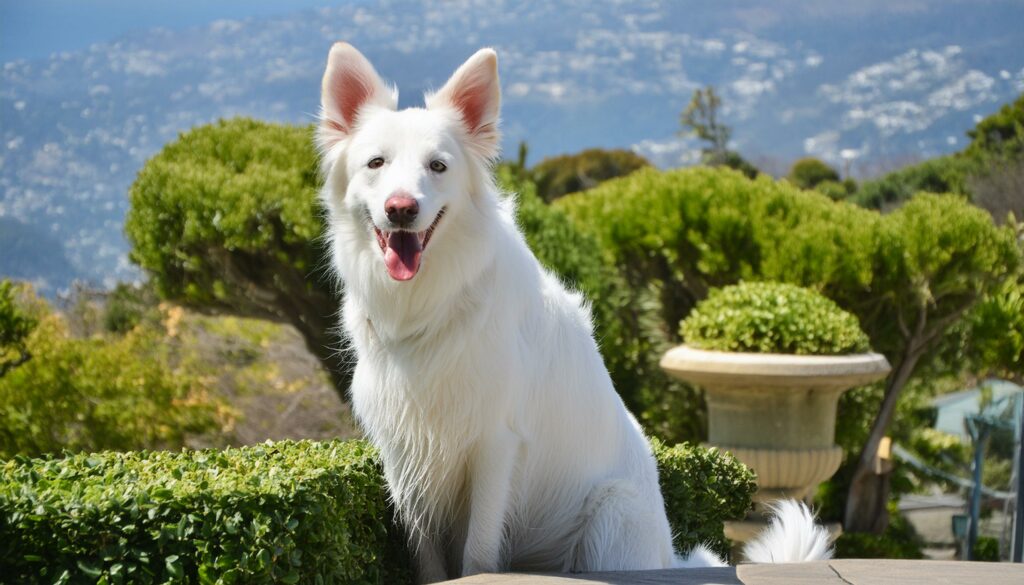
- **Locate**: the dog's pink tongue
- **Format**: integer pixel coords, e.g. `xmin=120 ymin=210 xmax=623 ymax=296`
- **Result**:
xmin=384 ymin=231 xmax=422 ymax=281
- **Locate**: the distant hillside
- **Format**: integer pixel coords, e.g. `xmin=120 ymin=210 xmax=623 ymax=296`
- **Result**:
xmin=0 ymin=217 xmax=80 ymax=291
xmin=1 ymin=0 xmax=1022 ymax=292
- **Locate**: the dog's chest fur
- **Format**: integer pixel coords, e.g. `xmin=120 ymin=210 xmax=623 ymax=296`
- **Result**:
xmin=344 ymin=275 xmax=518 ymax=536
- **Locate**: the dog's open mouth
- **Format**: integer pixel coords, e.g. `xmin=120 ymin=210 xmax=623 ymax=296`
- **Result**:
xmin=374 ymin=208 xmax=446 ymax=281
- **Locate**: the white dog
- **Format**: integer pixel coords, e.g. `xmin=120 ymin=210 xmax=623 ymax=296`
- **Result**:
xmin=317 ymin=44 xmax=832 ymax=582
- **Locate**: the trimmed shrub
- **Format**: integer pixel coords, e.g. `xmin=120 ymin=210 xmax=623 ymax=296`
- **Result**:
xmin=125 ymin=118 xmax=347 ymax=393
xmin=0 ymin=440 xmax=754 ymax=583
xmin=680 ymin=282 xmax=871 ymax=355
xmin=0 ymin=440 xmax=413 ymax=585
xmin=653 ymin=440 xmax=756 ymax=558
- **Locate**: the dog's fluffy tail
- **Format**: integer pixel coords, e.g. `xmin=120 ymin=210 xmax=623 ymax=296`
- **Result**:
xmin=742 ymin=500 xmax=833 ymax=564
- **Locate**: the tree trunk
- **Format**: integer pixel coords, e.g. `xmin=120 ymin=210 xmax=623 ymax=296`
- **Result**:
xmin=200 ymin=247 xmax=352 ymax=400
xmin=843 ymin=349 xmax=921 ymax=532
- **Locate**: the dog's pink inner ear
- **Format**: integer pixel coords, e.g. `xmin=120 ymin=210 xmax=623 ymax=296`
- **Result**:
xmin=331 ymin=68 xmax=375 ymax=131
xmin=451 ymin=76 xmax=492 ymax=134
xmin=320 ymin=44 xmax=394 ymax=144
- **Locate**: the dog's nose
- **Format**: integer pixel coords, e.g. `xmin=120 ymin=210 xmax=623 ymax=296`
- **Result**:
xmin=385 ymin=195 xmax=419 ymax=227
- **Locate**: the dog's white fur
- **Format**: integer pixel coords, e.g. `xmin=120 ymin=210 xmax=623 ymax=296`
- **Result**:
xmin=317 ymin=43 xmax=832 ymax=582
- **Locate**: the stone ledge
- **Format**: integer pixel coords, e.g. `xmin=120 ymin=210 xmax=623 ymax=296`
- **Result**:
xmin=442 ymin=559 xmax=1024 ymax=584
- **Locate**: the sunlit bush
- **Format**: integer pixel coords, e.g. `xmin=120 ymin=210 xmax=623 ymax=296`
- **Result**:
xmin=680 ymin=282 xmax=871 ymax=355
xmin=0 ymin=291 xmax=229 ymax=458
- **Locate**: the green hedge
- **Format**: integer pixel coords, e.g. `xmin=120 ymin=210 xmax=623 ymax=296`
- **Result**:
xmin=1 ymin=440 xmax=754 ymax=583
xmin=0 ymin=440 xmax=412 ymax=585
xmin=680 ymin=282 xmax=870 ymax=355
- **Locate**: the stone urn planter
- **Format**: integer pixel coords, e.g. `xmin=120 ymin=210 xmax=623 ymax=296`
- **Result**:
xmin=659 ymin=282 xmax=892 ymax=550
xmin=660 ymin=346 xmax=890 ymax=504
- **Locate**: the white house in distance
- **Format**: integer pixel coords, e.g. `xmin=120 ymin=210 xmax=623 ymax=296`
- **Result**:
xmin=933 ymin=379 xmax=1023 ymax=439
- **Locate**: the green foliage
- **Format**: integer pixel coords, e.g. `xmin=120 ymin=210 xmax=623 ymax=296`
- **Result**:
xmin=103 ymin=282 xmax=160 ymax=334
xmin=0 ymin=440 xmax=412 ymax=585
xmin=853 ymin=155 xmax=975 ymax=210
xmin=0 ymin=293 xmax=226 ymax=459
xmin=853 ymin=93 xmax=1024 ymax=212
xmin=652 ymin=440 xmax=756 ymax=559
xmin=972 ymin=536 xmax=1001 ymax=562
xmin=530 ymin=148 xmax=650 ymax=202
xmin=556 ymin=167 xmax=879 ymax=440
xmin=124 ymin=118 xmax=347 ymax=393
xmin=556 ymin=167 xmax=1020 ymax=447
xmin=0 ymin=280 xmax=37 ymax=376
xmin=126 ymin=118 xmax=322 ymax=301
xmin=500 ymin=167 xmax=652 ymax=426
xmin=868 ymin=193 xmax=1020 ymax=361
xmin=966 ymin=93 xmax=1024 ymax=160
xmin=711 ymin=150 xmax=760 ymax=179
xmin=680 ymin=282 xmax=871 ymax=355
xmin=814 ymin=180 xmax=854 ymax=201
xmin=789 ymin=157 xmax=840 ymax=190
xmin=833 ymin=503 xmax=924 ymax=559
xmin=948 ymin=275 xmax=1024 ymax=380
xmin=1 ymin=439 xmax=753 ymax=583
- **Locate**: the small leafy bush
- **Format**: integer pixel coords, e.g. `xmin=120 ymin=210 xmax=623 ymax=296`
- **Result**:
xmin=653 ymin=440 xmax=756 ymax=558
xmin=814 ymin=179 xmax=855 ymax=202
xmin=788 ymin=157 xmax=840 ymax=190
xmin=972 ymin=536 xmax=1001 ymax=562
xmin=0 ymin=299 xmax=226 ymax=459
xmin=530 ymin=148 xmax=650 ymax=202
xmin=679 ymin=282 xmax=871 ymax=355
xmin=0 ymin=440 xmax=754 ymax=583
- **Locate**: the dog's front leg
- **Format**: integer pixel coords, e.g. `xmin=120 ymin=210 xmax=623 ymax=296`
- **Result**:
xmin=461 ymin=429 xmax=520 ymax=576
xmin=412 ymin=529 xmax=448 ymax=584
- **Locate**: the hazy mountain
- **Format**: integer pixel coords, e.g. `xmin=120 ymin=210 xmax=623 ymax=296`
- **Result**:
xmin=1 ymin=0 xmax=1022 ymax=292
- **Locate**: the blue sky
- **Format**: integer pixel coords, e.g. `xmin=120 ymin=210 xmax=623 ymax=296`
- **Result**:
xmin=0 ymin=0 xmax=358 ymax=62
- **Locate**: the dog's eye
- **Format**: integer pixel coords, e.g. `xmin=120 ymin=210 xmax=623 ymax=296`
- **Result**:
xmin=368 ymin=157 xmax=385 ymax=169
xmin=429 ymin=160 xmax=447 ymax=173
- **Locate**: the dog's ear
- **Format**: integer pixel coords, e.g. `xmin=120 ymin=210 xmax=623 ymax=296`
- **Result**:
xmin=426 ymin=48 xmax=501 ymax=161
xmin=319 ymin=43 xmax=397 ymax=152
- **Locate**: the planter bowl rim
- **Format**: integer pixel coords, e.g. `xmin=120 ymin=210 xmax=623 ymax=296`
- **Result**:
xmin=660 ymin=344 xmax=891 ymax=379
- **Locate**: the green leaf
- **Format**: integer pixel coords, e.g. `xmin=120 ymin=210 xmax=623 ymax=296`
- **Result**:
xmin=165 ymin=554 xmax=183 ymax=579
xmin=76 ymin=560 xmax=103 ymax=577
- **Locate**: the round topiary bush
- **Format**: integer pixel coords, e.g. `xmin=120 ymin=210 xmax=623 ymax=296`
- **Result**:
xmin=680 ymin=281 xmax=871 ymax=355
